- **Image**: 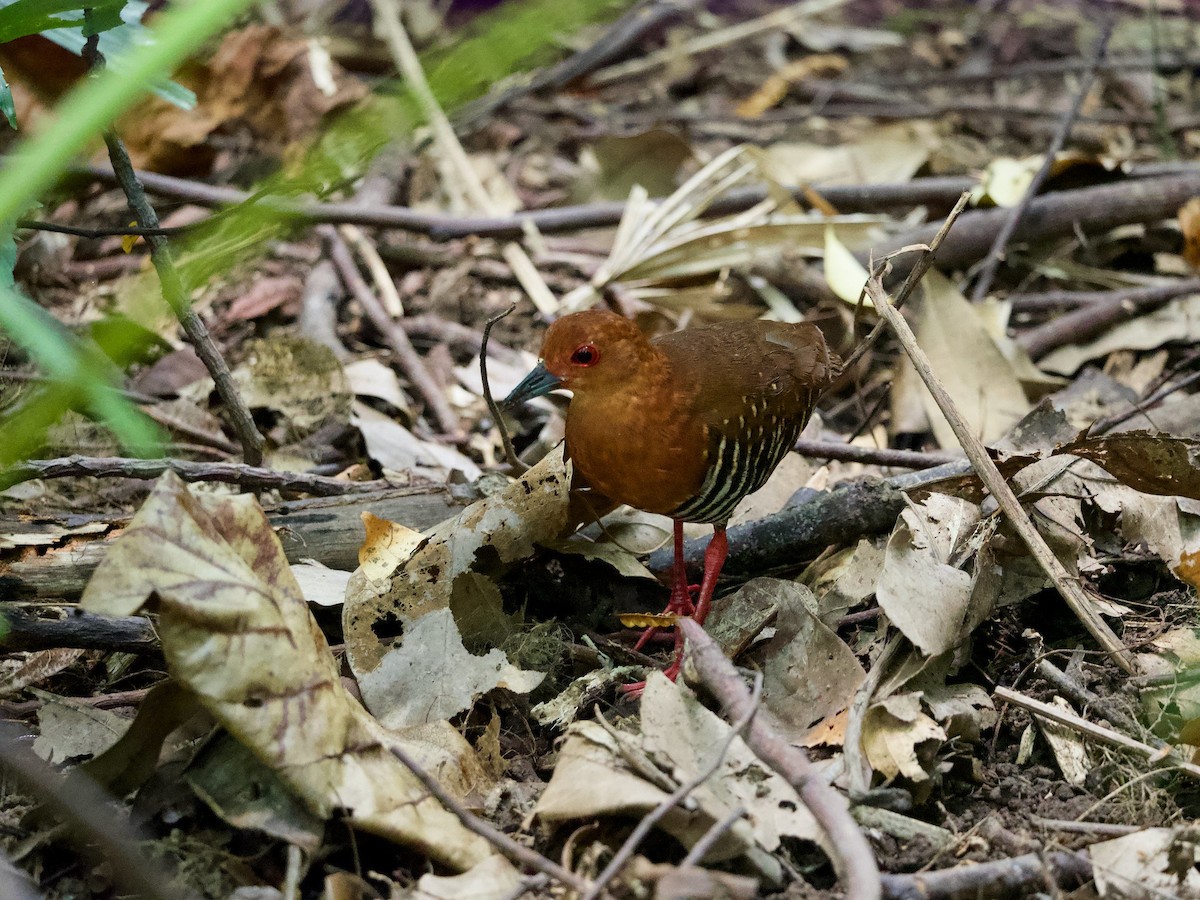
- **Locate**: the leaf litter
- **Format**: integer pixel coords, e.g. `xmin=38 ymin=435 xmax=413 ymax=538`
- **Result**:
xmin=7 ymin=1 xmax=1200 ymax=897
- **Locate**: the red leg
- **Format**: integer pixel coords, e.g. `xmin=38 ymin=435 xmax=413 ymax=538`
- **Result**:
xmin=633 ymin=520 xmax=693 ymax=653
xmin=692 ymin=525 xmax=728 ymax=627
xmin=624 ymin=525 xmax=728 ymax=696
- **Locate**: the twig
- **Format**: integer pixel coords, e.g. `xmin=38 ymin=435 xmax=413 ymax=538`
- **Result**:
xmin=582 ymin=675 xmax=764 ymax=900
xmin=0 ymin=722 xmax=190 ymax=900
xmin=480 ymin=304 xmax=525 ymax=472
xmin=0 ymin=454 xmax=385 ymax=495
xmin=388 ymin=744 xmax=591 ymax=895
xmin=878 ymin=850 xmax=1091 ymax=899
xmin=1017 ymin=287 xmax=1195 ymax=360
xmin=94 ymin=135 xmax=264 ymax=465
xmin=1035 ymin=659 xmax=1165 ymax=750
xmin=868 ymin=273 xmax=1133 ymax=672
xmin=679 ymin=618 xmax=881 ymax=900
xmin=1090 ymin=368 xmax=1200 ymax=434
xmin=994 ymin=686 xmax=1200 ymax=779
xmin=71 ymin=165 xmax=980 ymax=241
xmin=970 ymin=22 xmax=1113 ymax=301
xmin=867 ymin=173 xmax=1200 ymax=283
xmin=339 ymin=224 xmax=404 ymax=316
xmin=679 ymin=805 xmax=746 ymax=867
xmin=369 ymin=0 xmax=558 ymax=314
xmin=839 ymin=191 xmax=972 ymax=377
xmin=1031 ymin=817 xmax=1138 ymax=837
xmin=792 ymin=439 xmax=956 ymax=470
xmin=322 ymin=226 xmax=462 ymax=438
xmin=1008 ymin=278 xmax=1200 ymax=313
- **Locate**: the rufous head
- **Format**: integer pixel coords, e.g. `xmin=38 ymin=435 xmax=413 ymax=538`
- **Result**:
xmin=503 ymin=309 xmax=654 ymax=406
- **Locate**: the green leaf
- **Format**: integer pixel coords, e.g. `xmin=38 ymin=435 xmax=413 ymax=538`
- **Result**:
xmin=0 ymin=65 xmax=14 ymax=131
xmin=83 ymin=2 xmax=127 ymax=37
xmin=0 ymin=0 xmax=127 ymax=44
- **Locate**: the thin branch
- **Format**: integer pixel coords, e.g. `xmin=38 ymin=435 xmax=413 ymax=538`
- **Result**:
xmin=680 ymin=618 xmax=882 ymax=900
xmin=970 ymin=21 xmax=1114 ymax=301
xmin=679 ymin=805 xmax=747 ymax=868
xmin=388 ymin=744 xmax=591 ymax=895
xmin=878 ymin=850 xmax=1090 ymax=899
xmin=1008 ymin=278 xmax=1200 ymax=313
xmin=868 ymin=274 xmax=1133 ymax=672
xmin=72 ymin=162 xmax=980 ymax=240
xmin=792 ymin=439 xmax=956 ymax=470
xmin=581 ymin=674 xmax=764 ymax=900
xmin=0 ymin=454 xmax=386 ymax=495
xmin=839 ymin=191 xmax=972 ymax=376
xmin=994 ymin=686 xmax=1200 ymax=779
xmin=322 ymin=225 xmax=462 ymax=438
xmin=480 ymin=304 xmax=525 ymax=472
xmin=91 ymin=122 xmax=264 ymax=465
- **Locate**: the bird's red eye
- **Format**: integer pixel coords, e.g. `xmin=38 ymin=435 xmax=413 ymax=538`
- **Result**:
xmin=570 ymin=344 xmax=599 ymax=366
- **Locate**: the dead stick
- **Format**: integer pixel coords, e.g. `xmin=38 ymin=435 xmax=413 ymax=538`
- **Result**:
xmin=680 ymin=618 xmax=881 ymax=900
xmin=0 ymin=455 xmax=384 ymax=495
xmin=322 ymin=226 xmax=462 ymax=438
xmin=480 ymin=304 xmax=526 ymax=472
xmin=867 ymin=275 xmax=1134 ymax=672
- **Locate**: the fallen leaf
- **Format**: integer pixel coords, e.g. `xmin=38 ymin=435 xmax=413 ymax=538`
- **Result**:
xmin=876 ymin=494 xmax=983 ymax=657
xmin=352 ymin=607 xmax=543 ymax=730
xmin=1090 ymin=827 xmax=1200 ymax=898
xmin=861 ymin=693 xmax=946 ymax=782
xmin=344 ymin=452 xmax=571 ymax=723
xmin=80 ymin=472 xmax=495 ymax=871
xmin=745 ymin=579 xmax=865 ymax=740
xmin=1056 ymin=431 xmax=1200 ymax=500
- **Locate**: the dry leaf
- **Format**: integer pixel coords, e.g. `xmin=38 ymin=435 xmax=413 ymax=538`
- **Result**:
xmin=911 ymin=271 xmax=1032 ymax=447
xmin=861 ymin=693 xmax=947 ymax=782
xmin=344 ymin=452 xmax=571 ymax=723
xmin=80 ymin=472 xmax=495 ymax=871
xmin=1179 ymin=197 xmax=1200 ymax=271
xmin=743 ymin=579 xmax=865 ymax=740
xmin=1090 ymin=827 xmax=1200 ymax=898
xmin=1056 ymin=431 xmax=1200 ymax=500
xmin=353 ymin=607 xmax=543 ymax=730
xmin=536 ymin=675 xmax=823 ymax=864
xmin=876 ymin=494 xmax=982 ymax=657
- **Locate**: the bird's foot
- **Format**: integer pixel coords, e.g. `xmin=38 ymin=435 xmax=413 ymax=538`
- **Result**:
xmin=620 ymin=647 xmax=684 ymax=698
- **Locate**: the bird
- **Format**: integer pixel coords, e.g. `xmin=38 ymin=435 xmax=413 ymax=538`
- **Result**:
xmin=504 ymin=308 xmax=839 ymax=686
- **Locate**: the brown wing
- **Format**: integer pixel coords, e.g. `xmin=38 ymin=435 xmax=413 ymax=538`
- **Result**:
xmin=654 ymin=320 xmax=837 ymax=524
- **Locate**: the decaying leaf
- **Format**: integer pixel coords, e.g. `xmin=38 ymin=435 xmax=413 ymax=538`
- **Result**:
xmin=1180 ymin=197 xmax=1200 ymax=271
xmin=876 ymin=494 xmax=987 ymax=657
xmin=352 ymin=607 xmax=543 ymax=730
xmin=743 ymin=579 xmax=865 ymax=740
xmin=344 ymin=452 xmax=570 ymax=724
xmin=1056 ymin=431 xmax=1200 ymax=500
xmin=536 ymin=675 xmax=823 ymax=865
xmin=861 ymin=693 xmax=947 ymax=783
xmin=909 ymin=271 xmax=1032 ymax=448
xmin=80 ymin=472 xmax=496 ymax=871
xmin=1090 ymin=827 xmax=1200 ymax=898
xmin=1033 ymin=696 xmax=1091 ymax=786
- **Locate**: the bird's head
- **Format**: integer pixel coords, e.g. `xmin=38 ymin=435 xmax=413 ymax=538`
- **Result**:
xmin=503 ymin=309 xmax=654 ymax=406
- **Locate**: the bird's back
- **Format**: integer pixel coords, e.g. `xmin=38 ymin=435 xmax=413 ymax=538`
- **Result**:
xmin=653 ymin=320 xmax=838 ymax=524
